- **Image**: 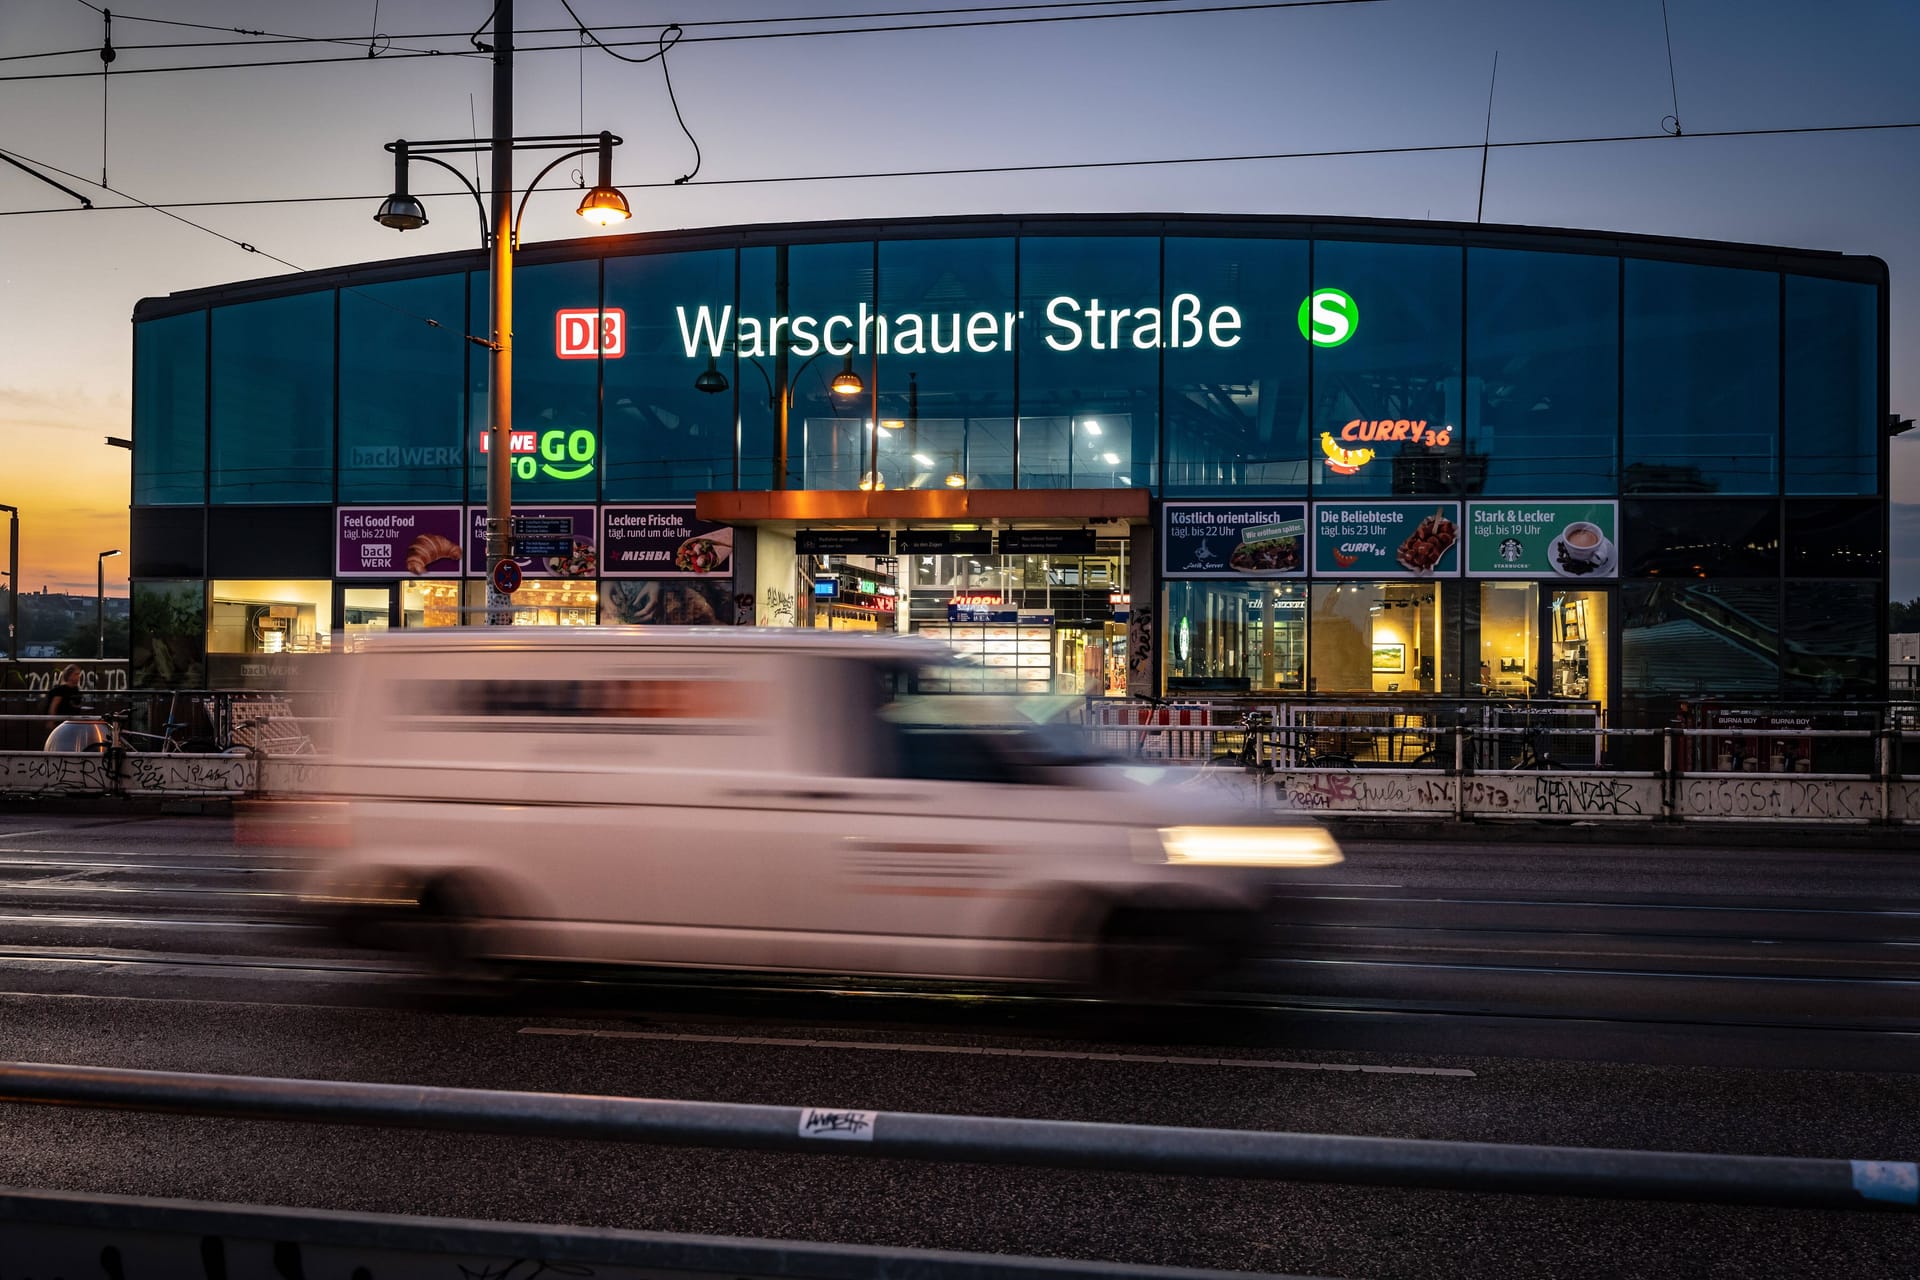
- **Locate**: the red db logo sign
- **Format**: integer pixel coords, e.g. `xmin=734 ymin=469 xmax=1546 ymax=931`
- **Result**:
xmin=555 ymin=308 xmax=625 ymax=359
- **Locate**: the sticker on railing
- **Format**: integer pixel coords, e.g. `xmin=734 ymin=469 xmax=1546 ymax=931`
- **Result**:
xmin=798 ymin=1107 xmax=877 ymax=1141
xmin=1850 ymin=1160 xmax=1918 ymax=1205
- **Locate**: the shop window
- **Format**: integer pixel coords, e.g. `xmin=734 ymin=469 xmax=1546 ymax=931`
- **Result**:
xmin=1623 ymin=259 xmax=1778 ymax=495
xmin=133 ymin=312 xmax=206 ymax=505
xmin=467 ymin=261 xmax=601 ymax=503
xmin=211 ymin=291 xmax=333 ymax=504
xmin=1164 ymin=237 xmax=1310 ymax=497
xmin=130 ymin=581 xmax=207 ymax=689
xmin=1785 ymin=499 xmax=1881 ymax=578
xmin=599 ymin=579 xmax=733 ymax=625
xmin=1164 ymin=582 xmax=1306 ymax=694
xmin=1467 ymin=248 xmax=1618 ymax=495
xmin=1621 ymin=499 xmax=1778 ymax=577
xmin=1017 ymin=237 xmax=1159 ymax=491
xmin=1785 ymin=276 xmax=1879 ymax=496
xmin=1781 ymin=582 xmax=1878 ymax=698
xmin=1307 ymin=582 xmax=1456 ymax=695
xmin=342 ymin=587 xmax=391 ymax=636
xmin=463 ymin=579 xmax=597 ymax=626
xmin=207 ymin=580 xmax=332 ymax=654
xmin=340 ymin=274 xmax=466 ymax=502
xmin=1469 ymin=582 xmax=1538 ymax=697
xmin=1621 ymin=580 xmax=1780 ymax=697
xmin=1549 ymin=590 xmax=1608 ymax=708
xmin=874 ymin=238 xmax=1016 ymax=494
xmin=604 ymin=249 xmax=738 ymax=499
xmin=401 ymin=580 xmax=463 ymax=627
xmin=1310 ymin=241 xmax=1463 ymax=498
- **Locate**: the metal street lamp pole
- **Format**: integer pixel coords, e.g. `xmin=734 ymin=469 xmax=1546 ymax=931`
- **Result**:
xmin=0 ymin=505 xmax=16 ymax=662
xmin=483 ymin=0 xmax=515 ymax=626
xmin=96 ymin=549 xmax=120 ymax=660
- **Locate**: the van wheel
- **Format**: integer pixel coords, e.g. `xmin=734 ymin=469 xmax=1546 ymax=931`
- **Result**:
xmin=411 ymin=878 xmax=513 ymax=999
xmin=1095 ymin=904 xmax=1240 ymax=1003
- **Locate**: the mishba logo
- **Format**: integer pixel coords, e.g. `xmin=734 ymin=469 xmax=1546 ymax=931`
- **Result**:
xmin=556 ymin=308 xmax=625 ymax=358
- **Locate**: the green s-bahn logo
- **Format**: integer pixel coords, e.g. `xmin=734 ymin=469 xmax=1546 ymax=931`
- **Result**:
xmin=1297 ymin=288 xmax=1358 ymax=348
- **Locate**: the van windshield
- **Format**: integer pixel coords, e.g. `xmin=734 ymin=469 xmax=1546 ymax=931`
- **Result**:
xmin=874 ymin=664 xmax=1113 ymax=775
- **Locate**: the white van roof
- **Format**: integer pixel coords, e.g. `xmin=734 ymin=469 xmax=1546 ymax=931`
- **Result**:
xmin=346 ymin=626 xmax=950 ymax=663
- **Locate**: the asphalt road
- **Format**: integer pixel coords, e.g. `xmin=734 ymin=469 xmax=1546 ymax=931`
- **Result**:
xmin=0 ymin=811 xmax=1911 ymax=1279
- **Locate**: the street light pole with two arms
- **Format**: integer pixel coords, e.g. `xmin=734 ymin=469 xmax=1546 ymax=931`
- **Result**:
xmin=372 ymin=0 xmax=631 ymax=624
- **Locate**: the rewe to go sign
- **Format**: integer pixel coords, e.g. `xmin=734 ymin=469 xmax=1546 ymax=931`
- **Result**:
xmin=478 ymin=427 xmax=597 ymax=481
xmin=551 ymin=290 xmax=1360 ymax=359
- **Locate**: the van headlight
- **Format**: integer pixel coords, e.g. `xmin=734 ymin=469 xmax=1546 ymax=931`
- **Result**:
xmin=1157 ymin=825 xmax=1343 ymax=868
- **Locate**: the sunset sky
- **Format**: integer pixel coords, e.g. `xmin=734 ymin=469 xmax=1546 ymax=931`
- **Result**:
xmin=2 ymin=0 xmax=1916 ymax=595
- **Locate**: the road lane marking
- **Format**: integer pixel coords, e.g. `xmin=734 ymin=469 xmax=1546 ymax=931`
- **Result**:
xmin=517 ymin=1026 xmax=1475 ymax=1076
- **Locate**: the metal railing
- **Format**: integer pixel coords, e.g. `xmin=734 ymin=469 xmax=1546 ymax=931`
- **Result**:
xmin=0 ymin=1061 xmax=1909 ymax=1214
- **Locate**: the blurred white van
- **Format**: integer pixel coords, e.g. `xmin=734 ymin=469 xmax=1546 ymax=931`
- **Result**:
xmin=302 ymin=628 xmax=1341 ymax=997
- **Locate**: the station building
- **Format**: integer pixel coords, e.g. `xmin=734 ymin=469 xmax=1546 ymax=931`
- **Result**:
xmin=127 ymin=213 xmax=1892 ymax=727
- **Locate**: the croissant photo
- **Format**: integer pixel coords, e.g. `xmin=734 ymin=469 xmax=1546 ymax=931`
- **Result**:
xmin=404 ymin=532 xmax=461 ymax=575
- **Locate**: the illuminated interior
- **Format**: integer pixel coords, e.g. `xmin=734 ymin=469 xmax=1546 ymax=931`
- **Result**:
xmin=207 ymin=580 xmax=332 ymax=654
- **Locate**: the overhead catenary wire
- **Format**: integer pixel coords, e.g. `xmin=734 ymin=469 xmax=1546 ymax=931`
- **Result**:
xmin=1659 ymin=0 xmax=1683 ymax=135
xmin=0 ymin=143 xmax=490 ymax=349
xmin=557 ymin=4 xmax=701 ymax=184
xmin=3 ymin=118 xmax=1917 ymax=219
xmin=6 ymin=0 xmax=1196 ymax=62
xmin=0 ymin=1 xmax=1385 ymax=81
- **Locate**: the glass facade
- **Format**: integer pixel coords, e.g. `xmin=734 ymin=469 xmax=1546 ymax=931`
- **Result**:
xmin=339 ymin=275 xmax=466 ymax=502
xmin=209 ymin=291 xmax=334 ymax=503
xmin=132 ymin=312 xmax=206 ymax=505
xmin=126 ymin=217 xmax=1888 ymax=706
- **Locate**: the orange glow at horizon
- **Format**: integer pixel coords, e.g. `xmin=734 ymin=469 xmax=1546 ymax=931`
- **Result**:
xmin=1 ymin=415 xmax=131 ymax=598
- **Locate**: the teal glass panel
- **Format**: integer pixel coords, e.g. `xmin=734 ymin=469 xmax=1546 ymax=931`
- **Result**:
xmin=1164 ymin=237 xmax=1309 ymax=496
xmin=1623 ymin=259 xmax=1778 ymax=494
xmin=1310 ymin=241 xmax=1463 ymax=497
xmin=210 ymin=291 xmax=333 ymax=503
xmin=339 ymin=274 xmax=465 ymax=501
xmin=133 ymin=312 xmax=206 ymax=505
xmin=604 ymin=249 xmax=737 ymax=499
xmin=1467 ymin=248 xmax=1618 ymax=495
xmin=1785 ymin=276 xmax=1878 ymax=496
xmin=873 ymin=237 xmax=1015 ymax=494
xmin=1018 ymin=236 xmax=1159 ymax=491
xmin=468 ymin=260 xmax=601 ymax=503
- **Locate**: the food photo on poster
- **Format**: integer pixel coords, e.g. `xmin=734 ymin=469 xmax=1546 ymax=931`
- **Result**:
xmin=1311 ymin=503 xmax=1461 ymax=578
xmin=1465 ymin=502 xmax=1619 ymax=578
xmin=1161 ymin=502 xmax=1307 ymax=578
xmin=600 ymin=579 xmax=734 ymax=625
xmin=336 ymin=508 xmax=465 ymax=577
xmin=602 ymin=505 xmax=735 ymax=577
xmin=464 ymin=507 xmax=597 ymax=578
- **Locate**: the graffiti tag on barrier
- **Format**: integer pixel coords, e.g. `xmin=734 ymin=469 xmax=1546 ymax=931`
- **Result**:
xmin=0 ymin=752 xmax=110 ymax=796
xmin=125 ymin=753 xmax=253 ymax=795
xmin=1268 ymin=770 xmax=1454 ymax=814
xmin=1680 ymin=778 xmax=1877 ymax=822
xmin=1534 ymin=775 xmax=1646 ymax=817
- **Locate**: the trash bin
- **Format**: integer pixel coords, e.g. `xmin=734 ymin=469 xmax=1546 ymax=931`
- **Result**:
xmin=43 ymin=719 xmax=111 ymax=752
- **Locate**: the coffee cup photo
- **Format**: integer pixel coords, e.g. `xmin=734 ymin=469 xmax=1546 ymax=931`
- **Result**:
xmin=1559 ymin=521 xmax=1607 ymax=564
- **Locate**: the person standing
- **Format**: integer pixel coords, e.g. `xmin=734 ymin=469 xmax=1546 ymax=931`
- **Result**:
xmin=44 ymin=665 xmax=84 ymax=720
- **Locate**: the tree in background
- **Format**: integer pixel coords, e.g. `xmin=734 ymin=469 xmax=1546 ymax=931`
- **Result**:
xmin=1891 ymin=599 xmax=1920 ymax=633
xmin=57 ymin=615 xmax=129 ymax=660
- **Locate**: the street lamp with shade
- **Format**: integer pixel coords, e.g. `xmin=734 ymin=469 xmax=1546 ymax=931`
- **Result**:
xmin=373 ymin=3 xmax=630 ymax=623
xmin=96 ymin=550 xmax=121 ymax=660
